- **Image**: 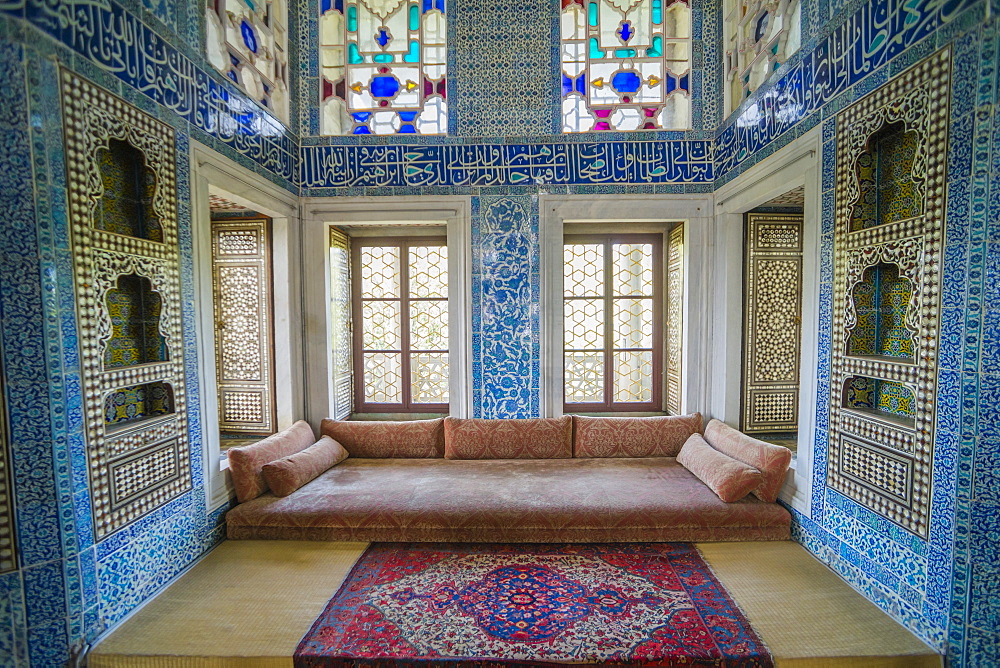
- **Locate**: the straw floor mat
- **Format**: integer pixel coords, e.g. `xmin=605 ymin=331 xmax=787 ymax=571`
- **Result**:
xmin=89 ymin=540 xmax=940 ymax=668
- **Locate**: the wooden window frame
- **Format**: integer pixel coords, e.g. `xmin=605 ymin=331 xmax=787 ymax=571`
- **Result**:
xmin=563 ymin=233 xmax=664 ymax=413
xmin=351 ymin=236 xmax=449 ymax=413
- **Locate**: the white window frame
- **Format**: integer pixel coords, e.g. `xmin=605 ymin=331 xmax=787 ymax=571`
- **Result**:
xmin=539 ymin=194 xmax=713 ymax=419
xmin=301 ymin=196 xmax=473 ymax=423
xmin=190 ymin=141 xmax=302 ymax=510
xmin=712 ymin=127 xmax=821 ymax=514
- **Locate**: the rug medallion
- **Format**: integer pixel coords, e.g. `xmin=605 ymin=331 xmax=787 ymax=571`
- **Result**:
xmin=295 ymin=543 xmax=772 ymax=667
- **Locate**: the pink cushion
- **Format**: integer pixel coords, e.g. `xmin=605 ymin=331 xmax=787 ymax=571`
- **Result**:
xmin=227 ymin=421 xmax=316 ymax=503
xmin=444 ymin=416 xmax=573 ymax=460
xmin=677 ymin=433 xmax=763 ymax=503
xmin=319 ymin=418 xmax=445 ymax=458
xmin=703 ymin=419 xmax=792 ymax=502
xmin=572 ymin=413 xmax=703 ymax=458
xmin=261 ymin=436 xmax=350 ymax=497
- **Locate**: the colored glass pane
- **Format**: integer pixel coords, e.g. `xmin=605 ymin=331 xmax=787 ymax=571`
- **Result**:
xmin=320 ymin=0 xmax=447 ymax=135
xmin=205 ymin=0 xmax=289 ymax=120
xmin=562 ymin=0 xmax=692 ymax=132
xmin=723 ymin=0 xmax=800 ymax=115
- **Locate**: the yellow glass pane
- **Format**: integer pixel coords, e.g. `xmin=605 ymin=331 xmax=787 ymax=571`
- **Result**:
xmin=360 ymin=246 xmax=400 ymax=299
xmin=612 ymin=298 xmax=654 ymax=349
xmin=361 ymin=301 xmax=400 ymax=350
xmin=410 ymin=301 xmax=448 ymax=350
xmin=408 ymin=245 xmax=448 ymax=298
xmin=564 ymin=298 xmax=603 ymax=349
xmin=612 ymin=243 xmax=654 ymax=296
xmin=363 ymin=352 xmax=401 ymax=403
xmin=613 ymin=351 xmax=653 ymax=403
xmin=564 ymin=244 xmax=604 ymax=297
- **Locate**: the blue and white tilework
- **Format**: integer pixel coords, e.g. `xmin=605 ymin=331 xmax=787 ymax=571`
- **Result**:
xmin=0 ymin=0 xmax=999 ymax=664
xmin=472 ymin=195 xmax=540 ymax=419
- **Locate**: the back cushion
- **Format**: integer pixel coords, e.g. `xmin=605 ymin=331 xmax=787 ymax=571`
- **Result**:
xmin=227 ymin=420 xmax=316 ymax=503
xmin=572 ymin=413 xmax=703 ymax=458
xmin=444 ymin=416 xmax=573 ymax=460
xmin=703 ymin=418 xmax=792 ymax=502
xmin=319 ymin=418 xmax=445 ymax=458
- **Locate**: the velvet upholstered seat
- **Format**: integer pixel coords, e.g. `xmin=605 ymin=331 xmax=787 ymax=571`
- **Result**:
xmin=225 ymin=457 xmax=791 ymax=542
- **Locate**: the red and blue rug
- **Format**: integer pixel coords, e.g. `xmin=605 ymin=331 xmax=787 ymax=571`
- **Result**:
xmin=295 ymin=543 xmax=772 ymax=667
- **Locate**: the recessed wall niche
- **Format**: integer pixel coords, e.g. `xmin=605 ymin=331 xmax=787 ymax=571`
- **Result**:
xmin=826 ymin=49 xmax=950 ymax=538
xmin=846 ymin=262 xmax=914 ymax=360
xmin=842 ymin=375 xmax=915 ymax=427
xmin=104 ymin=381 xmax=175 ymax=428
xmin=97 ymin=138 xmax=163 ymax=242
xmin=849 ymin=122 xmax=923 ymax=231
xmin=61 ymin=71 xmax=192 ymax=539
xmin=104 ymin=274 xmax=168 ymax=368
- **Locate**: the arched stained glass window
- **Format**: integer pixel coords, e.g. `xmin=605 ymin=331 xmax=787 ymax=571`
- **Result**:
xmin=320 ymin=0 xmax=448 ymax=135
xmin=561 ymin=0 xmax=692 ymax=132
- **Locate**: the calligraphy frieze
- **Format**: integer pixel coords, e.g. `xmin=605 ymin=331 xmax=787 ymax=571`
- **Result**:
xmin=299 ymin=141 xmax=714 ymax=188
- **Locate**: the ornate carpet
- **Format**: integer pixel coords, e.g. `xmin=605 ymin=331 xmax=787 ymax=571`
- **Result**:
xmin=294 ymin=543 xmax=773 ymax=667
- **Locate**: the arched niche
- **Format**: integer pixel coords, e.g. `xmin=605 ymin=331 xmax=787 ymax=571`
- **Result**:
xmin=96 ymin=138 xmax=163 ymax=242
xmin=846 ymin=262 xmax=915 ymax=361
xmin=104 ymin=381 xmax=175 ymax=428
xmin=103 ymin=274 xmax=169 ymax=368
xmin=849 ymin=121 xmax=923 ymax=231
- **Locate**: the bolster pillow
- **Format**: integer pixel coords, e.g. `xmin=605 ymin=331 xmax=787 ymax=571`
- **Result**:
xmin=262 ymin=436 xmax=350 ymax=497
xmin=227 ymin=420 xmax=316 ymax=503
xmin=677 ymin=433 xmax=762 ymax=502
xmin=703 ymin=419 xmax=792 ymax=502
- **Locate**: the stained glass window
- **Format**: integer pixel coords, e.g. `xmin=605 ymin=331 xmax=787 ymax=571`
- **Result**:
xmin=564 ymin=235 xmax=662 ymax=411
xmin=319 ymin=0 xmax=447 ymax=135
xmin=206 ymin=0 xmax=290 ymax=121
xmin=352 ymin=238 xmax=449 ymax=411
xmin=723 ymin=0 xmax=799 ymax=115
xmin=561 ymin=0 xmax=692 ymax=132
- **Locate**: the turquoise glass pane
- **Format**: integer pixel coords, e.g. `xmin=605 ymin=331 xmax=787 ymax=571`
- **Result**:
xmin=409 ymin=3 xmax=419 ymax=30
xmin=347 ymin=5 xmax=357 ymax=31
xmin=652 ymin=0 xmax=662 ymax=24
xmin=348 ymin=43 xmax=364 ymax=63
xmin=373 ymin=53 xmax=394 ymax=62
xmin=588 ymin=1 xmax=598 ymax=26
xmin=403 ymin=41 xmax=420 ymax=63
xmin=589 ymin=37 xmax=605 ymax=58
xmin=614 ymin=48 xmax=637 ymax=58
xmin=646 ymin=35 xmax=662 ymax=57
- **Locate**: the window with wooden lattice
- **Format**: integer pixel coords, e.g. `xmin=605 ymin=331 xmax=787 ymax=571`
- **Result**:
xmin=351 ymin=237 xmax=449 ymax=412
xmin=563 ymin=234 xmax=663 ymax=412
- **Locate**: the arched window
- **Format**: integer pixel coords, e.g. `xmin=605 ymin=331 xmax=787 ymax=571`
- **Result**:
xmin=319 ymin=0 xmax=448 ymax=135
xmin=561 ymin=0 xmax=692 ymax=132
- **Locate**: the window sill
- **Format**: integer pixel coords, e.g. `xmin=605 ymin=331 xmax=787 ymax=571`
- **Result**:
xmin=348 ymin=413 xmax=448 ymax=421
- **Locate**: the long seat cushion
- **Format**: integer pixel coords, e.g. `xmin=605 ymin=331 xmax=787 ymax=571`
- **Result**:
xmin=572 ymin=413 xmax=703 ymax=458
xmin=444 ymin=416 xmax=572 ymax=459
xmin=226 ymin=457 xmax=791 ymax=542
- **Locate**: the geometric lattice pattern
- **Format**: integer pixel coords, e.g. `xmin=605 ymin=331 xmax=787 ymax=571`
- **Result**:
xmin=664 ymin=224 xmax=684 ymax=415
xmin=211 ymin=218 xmax=276 ymax=434
xmin=840 ymin=435 xmax=911 ymax=503
xmin=352 ymin=238 xmax=449 ymax=410
xmin=61 ymin=71 xmax=192 ymax=539
xmin=329 ymin=228 xmax=353 ymax=419
xmin=827 ymin=49 xmax=950 ymax=538
xmin=722 ymin=0 xmax=800 ymax=114
xmin=319 ymin=0 xmax=447 ymax=134
xmin=564 ymin=235 xmax=661 ymax=410
xmin=561 ymin=0 xmax=692 ymax=131
xmin=741 ymin=213 xmax=802 ymax=432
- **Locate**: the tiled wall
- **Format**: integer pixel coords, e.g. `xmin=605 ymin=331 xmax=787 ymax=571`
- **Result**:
xmin=0 ymin=0 xmax=997 ymax=665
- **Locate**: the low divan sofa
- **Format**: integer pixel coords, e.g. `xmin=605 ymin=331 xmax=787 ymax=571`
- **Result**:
xmin=225 ymin=414 xmax=793 ymax=543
